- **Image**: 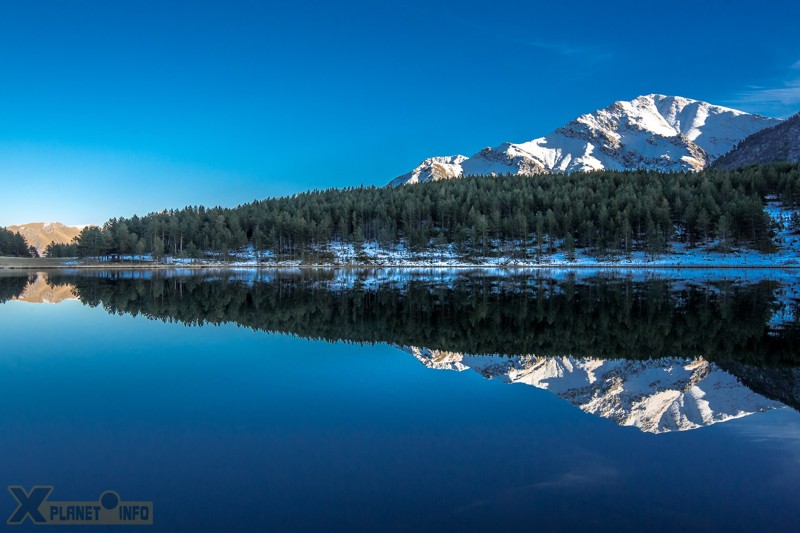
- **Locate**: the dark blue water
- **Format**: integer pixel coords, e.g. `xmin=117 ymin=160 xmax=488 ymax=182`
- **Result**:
xmin=1 ymin=270 xmax=798 ymax=531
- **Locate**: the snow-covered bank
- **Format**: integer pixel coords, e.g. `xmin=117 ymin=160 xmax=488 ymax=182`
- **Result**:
xmin=153 ymin=201 xmax=800 ymax=269
xmin=56 ymin=242 xmax=800 ymax=269
xmin=24 ymin=202 xmax=799 ymax=270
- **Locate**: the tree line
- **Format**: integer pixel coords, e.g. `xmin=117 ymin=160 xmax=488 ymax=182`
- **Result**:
xmin=0 ymin=274 xmax=33 ymax=302
xmin=42 ymin=270 xmax=800 ymax=365
xmin=0 ymin=228 xmax=35 ymax=257
xmin=48 ymin=163 xmax=800 ymax=260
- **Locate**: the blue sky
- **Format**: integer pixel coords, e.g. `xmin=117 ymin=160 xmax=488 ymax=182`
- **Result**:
xmin=1 ymin=0 xmax=799 ymax=226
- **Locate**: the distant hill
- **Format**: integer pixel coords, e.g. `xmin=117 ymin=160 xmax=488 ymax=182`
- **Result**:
xmin=713 ymin=112 xmax=800 ymax=169
xmin=6 ymin=222 xmax=83 ymax=255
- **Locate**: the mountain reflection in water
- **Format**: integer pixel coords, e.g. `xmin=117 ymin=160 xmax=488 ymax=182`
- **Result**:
xmin=5 ymin=269 xmax=800 ymax=433
xmin=407 ymin=348 xmax=796 ymax=433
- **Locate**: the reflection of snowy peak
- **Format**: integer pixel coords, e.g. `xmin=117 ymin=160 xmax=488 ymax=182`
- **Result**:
xmin=391 ymin=95 xmax=779 ymax=185
xmin=406 ymin=347 xmax=784 ymax=433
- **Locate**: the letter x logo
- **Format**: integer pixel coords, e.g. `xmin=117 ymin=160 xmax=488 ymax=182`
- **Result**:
xmin=7 ymin=486 xmax=52 ymax=525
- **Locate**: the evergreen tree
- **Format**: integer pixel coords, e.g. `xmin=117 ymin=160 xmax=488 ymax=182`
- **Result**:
xmin=57 ymin=163 xmax=800 ymax=261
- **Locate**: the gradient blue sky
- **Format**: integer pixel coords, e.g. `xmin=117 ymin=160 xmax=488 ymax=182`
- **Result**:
xmin=2 ymin=0 xmax=800 ymax=226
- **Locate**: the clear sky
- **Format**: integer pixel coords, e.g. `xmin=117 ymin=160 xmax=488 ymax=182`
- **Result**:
xmin=1 ymin=0 xmax=799 ymax=226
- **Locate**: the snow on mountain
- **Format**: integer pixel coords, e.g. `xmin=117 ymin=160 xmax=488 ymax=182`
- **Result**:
xmin=391 ymin=95 xmax=780 ymax=185
xmin=388 ymin=155 xmax=468 ymax=186
xmin=406 ymin=347 xmax=785 ymax=433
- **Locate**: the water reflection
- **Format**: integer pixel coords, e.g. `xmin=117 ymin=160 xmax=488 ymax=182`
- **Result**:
xmin=408 ymin=347 xmax=791 ymax=433
xmin=5 ymin=269 xmax=799 ymax=433
xmin=13 ymin=273 xmax=76 ymax=304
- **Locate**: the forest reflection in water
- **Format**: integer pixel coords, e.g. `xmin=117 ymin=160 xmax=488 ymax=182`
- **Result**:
xmin=4 ymin=268 xmax=800 ymax=433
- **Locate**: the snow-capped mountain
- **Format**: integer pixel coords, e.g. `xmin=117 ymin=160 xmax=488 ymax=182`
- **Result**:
xmin=405 ymin=347 xmax=785 ymax=433
xmin=713 ymin=112 xmax=800 ymax=169
xmin=391 ymin=95 xmax=780 ymax=185
xmin=388 ymin=155 xmax=468 ymax=186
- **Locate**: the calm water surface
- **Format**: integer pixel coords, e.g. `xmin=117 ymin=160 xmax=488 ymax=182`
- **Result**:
xmin=1 ymin=269 xmax=798 ymax=531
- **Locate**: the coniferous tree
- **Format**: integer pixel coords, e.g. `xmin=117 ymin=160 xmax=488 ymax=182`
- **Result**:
xmin=58 ymin=163 xmax=800 ymax=261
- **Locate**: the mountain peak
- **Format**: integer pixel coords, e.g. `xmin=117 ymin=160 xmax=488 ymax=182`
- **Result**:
xmin=388 ymin=155 xmax=468 ymax=186
xmin=391 ymin=95 xmax=780 ymax=185
xmin=6 ymin=222 xmax=83 ymax=255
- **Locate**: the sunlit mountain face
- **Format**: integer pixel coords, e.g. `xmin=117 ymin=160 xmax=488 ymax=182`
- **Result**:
xmin=6 ymin=269 xmax=800 ymax=434
xmin=390 ymin=95 xmax=781 ymax=185
xmin=12 ymin=272 xmax=77 ymax=304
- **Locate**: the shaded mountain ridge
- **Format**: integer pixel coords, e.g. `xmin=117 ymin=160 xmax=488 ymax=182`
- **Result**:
xmin=713 ymin=112 xmax=800 ymax=169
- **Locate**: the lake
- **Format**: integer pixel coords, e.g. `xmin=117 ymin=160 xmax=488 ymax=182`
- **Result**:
xmin=1 ymin=269 xmax=799 ymax=531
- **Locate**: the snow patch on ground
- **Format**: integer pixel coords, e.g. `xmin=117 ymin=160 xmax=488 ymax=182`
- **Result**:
xmin=145 ymin=203 xmax=800 ymax=270
xmin=82 ymin=205 xmax=800 ymax=288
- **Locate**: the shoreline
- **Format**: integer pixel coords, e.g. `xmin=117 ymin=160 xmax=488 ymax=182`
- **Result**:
xmin=2 ymin=260 xmax=799 ymax=271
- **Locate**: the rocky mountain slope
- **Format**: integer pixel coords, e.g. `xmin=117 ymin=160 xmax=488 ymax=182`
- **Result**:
xmin=406 ymin=347 xmax=785 ymax=433
xmin=712 ymin=112 xmax=800 ymax=169
xmin=6 ymin=222 xmax=82 ymax=255
xmin=391 ymin=95 xmax=780 ymax=186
